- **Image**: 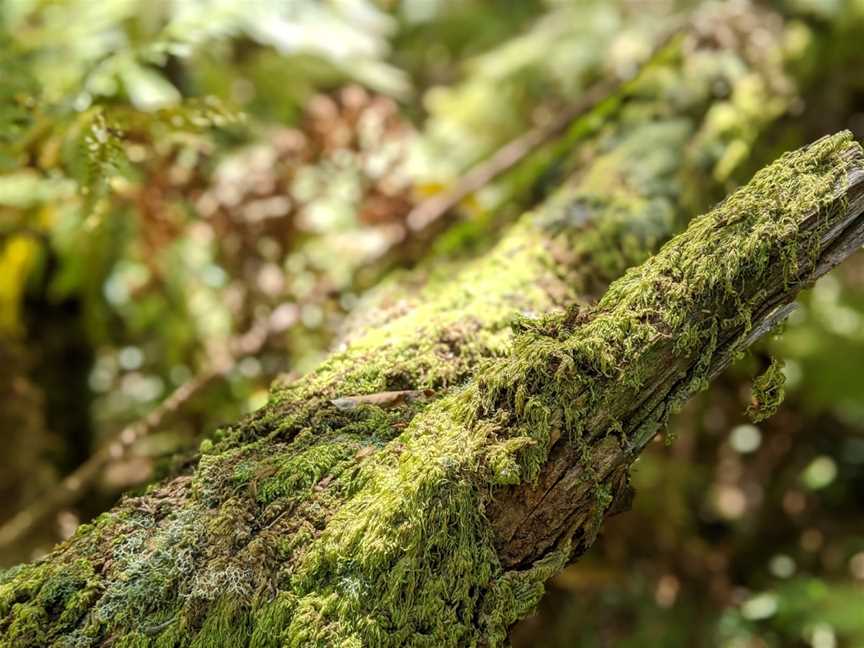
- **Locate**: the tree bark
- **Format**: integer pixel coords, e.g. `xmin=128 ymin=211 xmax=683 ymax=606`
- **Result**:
xmin=2 ymin=9 xmax=857 ymax=648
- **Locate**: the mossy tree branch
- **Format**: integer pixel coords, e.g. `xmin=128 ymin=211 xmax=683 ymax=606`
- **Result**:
xmin=2 ymin=8 xmax=846 ymax=646
xmin=3 ymin=132 xmax=863 ymax=647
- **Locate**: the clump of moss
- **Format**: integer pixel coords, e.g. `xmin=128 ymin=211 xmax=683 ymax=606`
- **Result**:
xmin=255 ymin=439 xmax=356 ymax=504
xmin=276 ymin=394 xmax=498 ymax=646
xmin=748 ymin=357 xmax=787 ymax=422
xmin=478 ymin=544 xmax=571 ymax=647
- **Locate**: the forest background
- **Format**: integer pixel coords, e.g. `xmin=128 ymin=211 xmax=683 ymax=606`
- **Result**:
xmin=2 ymin=1 xmax=864 ymax=646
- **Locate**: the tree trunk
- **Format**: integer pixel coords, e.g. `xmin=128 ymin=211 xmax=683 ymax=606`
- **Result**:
xmin=2 ymin=10 xmax=861 ymax=648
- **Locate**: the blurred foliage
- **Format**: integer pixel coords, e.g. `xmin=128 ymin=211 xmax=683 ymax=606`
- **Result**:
xmin=0 ymin=0 xmax=423 ymax=565
xmin=2 ymin=0 xmax=864 ymax=646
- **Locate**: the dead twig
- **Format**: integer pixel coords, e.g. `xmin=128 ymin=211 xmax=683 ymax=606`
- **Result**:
xmin=330 ymin=388 xmax=433 ymax=411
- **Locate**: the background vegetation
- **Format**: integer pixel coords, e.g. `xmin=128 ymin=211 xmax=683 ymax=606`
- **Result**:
xmin=2 ymin=0 xmax=864 ymax=645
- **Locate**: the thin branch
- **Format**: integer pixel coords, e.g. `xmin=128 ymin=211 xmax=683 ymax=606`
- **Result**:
xmin=0 ymin=318 xmax=273 ymax=550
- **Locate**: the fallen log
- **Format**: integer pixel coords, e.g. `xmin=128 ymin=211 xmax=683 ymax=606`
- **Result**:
xmin=2 ymin=130 xmax=863 ymax=647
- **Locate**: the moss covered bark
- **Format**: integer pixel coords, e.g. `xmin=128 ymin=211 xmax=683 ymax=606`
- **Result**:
xmin=4 ymin=131 xmax=862 ymax=648
xmin=2 ymin=7 xmax=855 ymax=648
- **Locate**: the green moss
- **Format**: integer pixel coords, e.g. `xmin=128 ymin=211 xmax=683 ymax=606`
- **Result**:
xmin=151 ymin=619 xmax=191 ymax=648
xmin=188 ymin=599 xmax=251 ymax=648
xmin=5 ymin=603 xmax=48 ymax=647
xmin=249 ymin=592 xmax=297 ymax=648
xmin=0 ymin=564 xmax=44 ymax=619
xmin=478 ymin=544 xmax=571 ymax=647
xmin=748 ymin=357 xmax=787 ymax=422
xmin=257 ymin=441 xmax=356 ymax=504
xmin=286 ymin=452 xmax=499 ymax=646
xmin=113 ymin=633 xmax=150 ymax=648
xmin=486 ymin=436 xmax=537 ymax=486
